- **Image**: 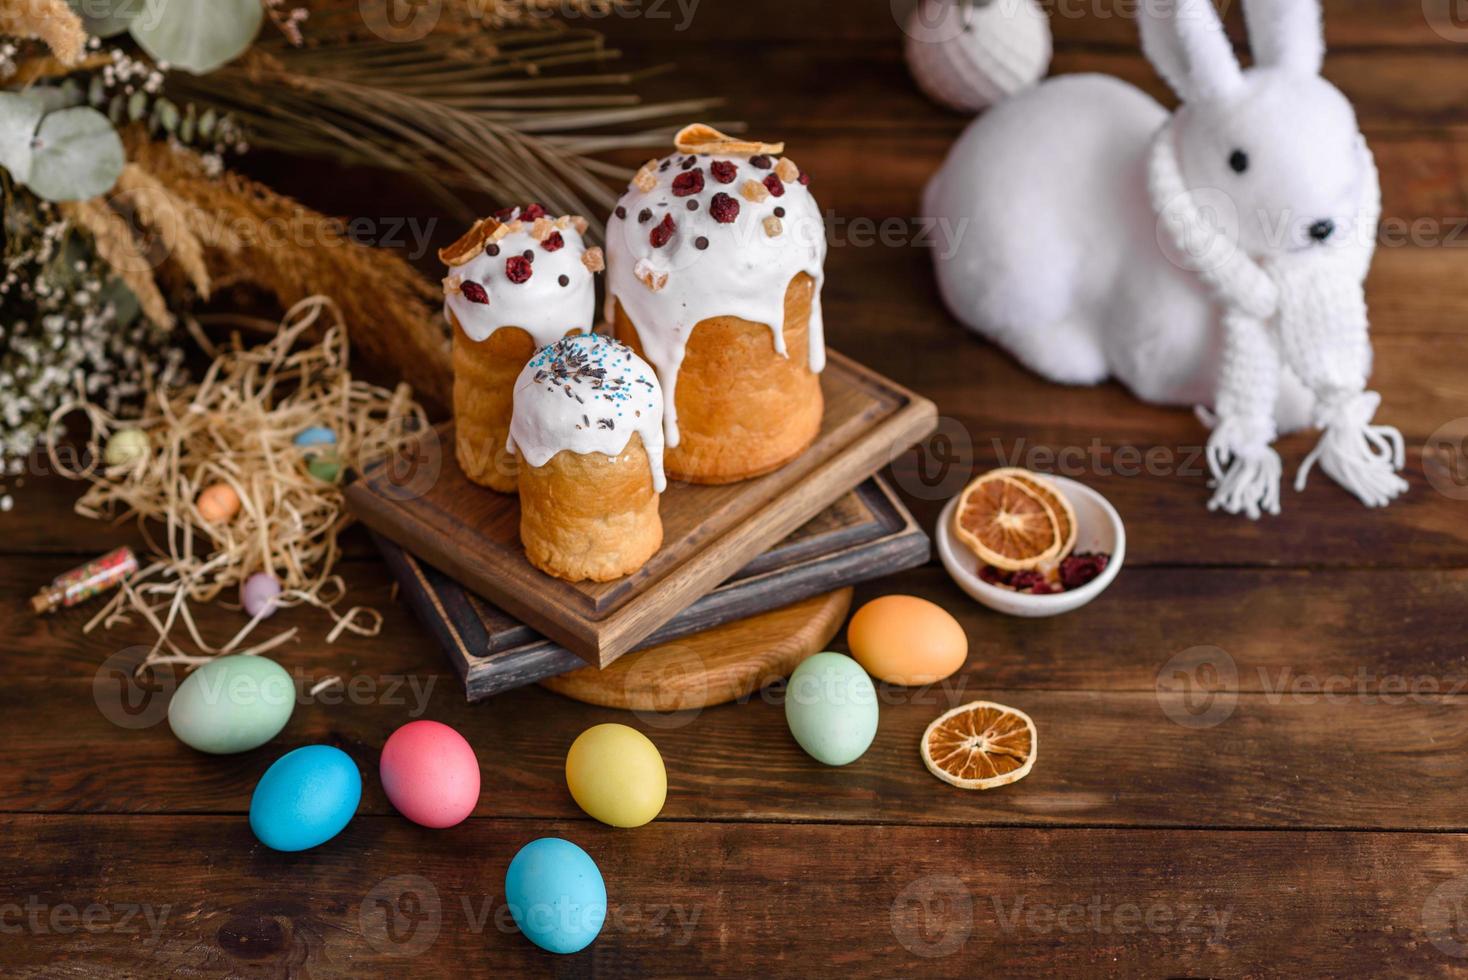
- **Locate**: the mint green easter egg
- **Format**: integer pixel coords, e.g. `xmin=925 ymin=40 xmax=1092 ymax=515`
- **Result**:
xmin=784 ymin=652 xmax=879 ymax=766
xmin=167 ymin=654 xmax=295 ymax=754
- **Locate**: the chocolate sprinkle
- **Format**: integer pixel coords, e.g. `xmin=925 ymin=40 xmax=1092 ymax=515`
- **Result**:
xmin=558 ymin=274 xmax=570 ymax=286
xmin=749 ymin=154 xmax=772 ymax=169
xmin=486 ymin=243 xmax=500 ymax=257
xmin=774 ymin=206 xmax=786 ymax=218
xmin=695 ymin=236 xmax=709 ymax=250
xmin=638 ymin=208 xmax=652 ymax=223
xmin=615 ymin=205 xmax=627 ymax=219
xmin=522 ymin=249 xmax=535 ymax=261
xmin=687 ymin=200 xmax=699 ymax=211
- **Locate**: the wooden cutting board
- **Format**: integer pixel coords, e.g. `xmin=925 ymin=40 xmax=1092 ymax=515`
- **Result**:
xmin=346 ymin=350 xmax=935 ymax=667
xmin=538 ymin=589 xmax=852 ymax=711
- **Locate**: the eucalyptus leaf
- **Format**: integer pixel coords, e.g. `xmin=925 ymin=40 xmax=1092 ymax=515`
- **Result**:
xmin=28 ymin=86 xmax=81 ymax=114
xmin=0 ymin=93 xmax=44 ymax=180
xmin=68 ymin=0 xmax=144 ymax=37
xmin=26 ymin=107 xmax=125 ymax=202
xmin=130 ymin=0 xmax=263 ymax=75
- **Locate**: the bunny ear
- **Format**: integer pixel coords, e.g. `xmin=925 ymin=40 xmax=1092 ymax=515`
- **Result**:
xmin=1139 ymin=0 xmax=1243 ymax=102
xmin=1242 ymin=0 xmax=1324 ymax=74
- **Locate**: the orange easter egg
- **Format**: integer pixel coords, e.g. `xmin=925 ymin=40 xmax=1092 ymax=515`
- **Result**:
xmin=848 ymin=595 xmax=968 ymax=686
xmin=197 ymin=483 xmax=241 ymax=523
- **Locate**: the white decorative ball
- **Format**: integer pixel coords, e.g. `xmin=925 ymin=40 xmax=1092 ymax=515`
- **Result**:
xmin=904 ymin=0 xmax=1053 ymax=112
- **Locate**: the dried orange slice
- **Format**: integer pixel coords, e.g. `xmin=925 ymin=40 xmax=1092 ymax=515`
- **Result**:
xmin=987 ymin=468 xmax=1077 ymax=562
xmin=921 ymin=700 xmax=1037 ymax=790
xmin=953 ymin=472 xmax=1060 ymax=570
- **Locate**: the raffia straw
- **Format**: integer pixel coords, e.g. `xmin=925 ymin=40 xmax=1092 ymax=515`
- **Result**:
xmin=46 ymin=296 xmax=426 ymax=675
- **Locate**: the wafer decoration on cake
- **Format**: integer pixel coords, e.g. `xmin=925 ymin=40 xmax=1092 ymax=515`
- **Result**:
xmin=508 ymin=334 xmax=666 ymax=582
xmin=605 ymin=124 xmax=828 ymax=485
xmin=441 ymin=205 xmax=603 ymax=492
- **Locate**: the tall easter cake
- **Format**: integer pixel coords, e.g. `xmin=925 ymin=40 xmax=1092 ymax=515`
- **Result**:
xmin=605 ymin=124 xmax=828 ymax=485
xmin=441 ymin=205 xmax=604 ymax=492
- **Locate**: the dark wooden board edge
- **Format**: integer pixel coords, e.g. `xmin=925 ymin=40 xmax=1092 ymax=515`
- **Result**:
xmin=373 ymin=477 xmax=931 ymax=700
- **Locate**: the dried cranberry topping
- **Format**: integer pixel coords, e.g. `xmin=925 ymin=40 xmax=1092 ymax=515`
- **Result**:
xmin=763 ymin=173 xmax=785 ymax=197
xmin=505 ymin=256 xmax=532 ymax=283
xmin=709 ymin=192 xmax=739 ymax=224
xmin=710 ymin=160 xmax=737 ymax=183
xmin=649 ymin=213 xmax=676 ymax=248
xmin=1060 ymin=553 xmax=1110 ymax=590
xmin=520 ymin=203 xmax=547 ymax=220
xmin=459 ymin=281 xmax=489 ymax=304
xmin=749 ymin=154 xmax=772 ymax=169
xmin=1008 ymin=571 xmax=1048 ymax=593
xmin=671 ymin=168 xmax=704 ymax=197
xmin=541 ymin=231 xmax=565 ymax=252
xmin=798 ymin=172 xmax=810 ymax=186
xmin=977 ymin=565 xmax=1008 ymax=586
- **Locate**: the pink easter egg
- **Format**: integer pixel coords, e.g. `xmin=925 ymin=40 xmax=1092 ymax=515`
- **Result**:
xmin=379 ymin=720 xmax=480 ymax=829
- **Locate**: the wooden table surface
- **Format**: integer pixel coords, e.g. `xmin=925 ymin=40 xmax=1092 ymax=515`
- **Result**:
xmin=6 ymin=2 xmax=1468 ymax=976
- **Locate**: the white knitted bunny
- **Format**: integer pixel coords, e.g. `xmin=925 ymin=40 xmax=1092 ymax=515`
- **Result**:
xmin=923 ymin=0 xmax=1406 ymax=517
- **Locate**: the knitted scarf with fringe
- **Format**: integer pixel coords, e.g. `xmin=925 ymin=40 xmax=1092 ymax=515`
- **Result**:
xmin=1146 ymin=122 xmax=1407 ymax=518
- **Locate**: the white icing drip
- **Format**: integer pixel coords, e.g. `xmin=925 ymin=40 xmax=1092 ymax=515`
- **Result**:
xmin=444 ymin=216 xmax=595 ymax=347
xmin=506 ymin=334 xmax=666 ymax=493
xmin=604 ymin=152 xmax=827 ymax=447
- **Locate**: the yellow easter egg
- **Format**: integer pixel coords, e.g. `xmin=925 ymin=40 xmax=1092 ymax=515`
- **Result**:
xmin=565 ymin=724 xmax=666 ymax=828
xmin=197 ymin=483 xmax=241 ymax=523
xmin=848 ymin=594 xmax=968 ymax=686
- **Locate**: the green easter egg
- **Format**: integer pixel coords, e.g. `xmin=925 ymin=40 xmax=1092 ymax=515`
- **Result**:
xmin=308 ymin=453 xmax=342 ymax=483
xmin=784 ymin=652 xmax=879 ymax=766
xmin=167 ymin=654 xmax=295 ymax=754
xmin=104 ymin=428 xmax=149 ymax=467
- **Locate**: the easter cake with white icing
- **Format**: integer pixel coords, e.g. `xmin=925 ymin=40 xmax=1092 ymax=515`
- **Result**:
xmin=440 ymin=205 xmax=604 ymax=493
xmin=606 ymin=124 xmax=828 ymax=485
xmin=508 ymin=333 xmax=666 ymax=583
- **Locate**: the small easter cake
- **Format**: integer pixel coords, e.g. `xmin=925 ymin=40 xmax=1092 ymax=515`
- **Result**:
xmin=605 ymin=124 xmax=828 ymax=485
xmin=507 ymin=333 xmax=666 ymax=582
xmin=440 ymin=205 xmax=604 ymax=493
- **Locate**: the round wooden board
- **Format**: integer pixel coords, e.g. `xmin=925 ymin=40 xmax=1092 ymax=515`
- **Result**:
xmin=538 ymin=588 xmax=853 ymax=711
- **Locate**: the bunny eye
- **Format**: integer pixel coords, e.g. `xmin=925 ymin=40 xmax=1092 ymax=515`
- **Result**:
xmin=1229 ymin=149 xmax=1249 ymax=174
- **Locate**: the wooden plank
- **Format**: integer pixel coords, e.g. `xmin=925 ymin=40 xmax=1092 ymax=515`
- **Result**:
xmin=347 ymin=353 xmax=936 ymax=664
xmin=10 ymin=650 xmax=1468 ymax=828
xmin=4 ymin=816 xmax=1468 ymax=976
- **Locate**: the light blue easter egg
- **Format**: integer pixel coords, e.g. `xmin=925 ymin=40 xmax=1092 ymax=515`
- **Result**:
xmin=784 ymin=652 xmax=879 ymax=766
xmin=294 ymin=426 xmax=337 ymax=448
xmin=249 ymin=745 xmax=361 ymax=851
xmin=505 ymin=838 xmax=607 ymax=954
xmin=167 ymin=654 xmax=295 ymax=754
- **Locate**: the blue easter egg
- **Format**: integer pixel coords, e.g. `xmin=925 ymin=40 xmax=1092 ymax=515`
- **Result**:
xmin=249 ymin=745 xmax=361 ymax=851
xmin=294 ymin=426 xmax=337 ymax=448
xmin=505 ymin=838 xmax=607 ymax=954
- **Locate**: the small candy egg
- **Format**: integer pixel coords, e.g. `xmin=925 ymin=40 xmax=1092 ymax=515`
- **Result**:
xmin=249 ymin=745 xmax=361 ymax=851
xmin=197 ymin=482 xmax=241 ymax=523
xmin=380 ymin=720 xmax=481 ymax=829
xmin=308 ymin=452 xmax=342 ymax=483
xmin=167 ymin=654 xmax=295 ymax=754
xmin=505 ymin=838 xmax=607 ymax=954
xmin=103 ymin=428 xmax=149 ymax=467
xmin=294 ymin=426 xmax=337 ymax=448
xmin=848 ymin=595 xmax=969 ymax=686
xmin=565 ymin=724 xmax=666 ymax=828
xmin=784 ymin=652 xmax=879 ymax=766
xmin=240 ymin=572 xmax=282 ymax=619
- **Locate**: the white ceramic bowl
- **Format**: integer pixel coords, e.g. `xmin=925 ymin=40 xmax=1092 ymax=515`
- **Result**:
xmin=936 ymin=474 xmax=1125 ymax=617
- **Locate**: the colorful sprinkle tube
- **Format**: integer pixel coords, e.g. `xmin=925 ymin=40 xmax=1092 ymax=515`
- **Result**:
xmin=30 ymin=547 xmax=139 ymax=614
